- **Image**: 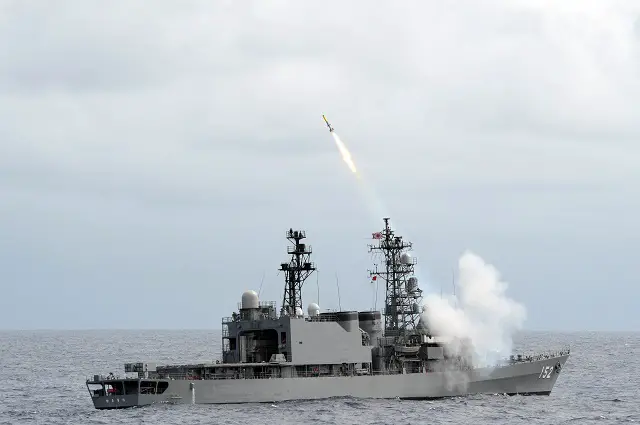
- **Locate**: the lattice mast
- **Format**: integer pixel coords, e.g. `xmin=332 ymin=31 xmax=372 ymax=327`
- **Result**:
xmin=368 ymin=218 xmax=423 ymax=337
xmin=279 ymin=229 xmax=316 ymax=316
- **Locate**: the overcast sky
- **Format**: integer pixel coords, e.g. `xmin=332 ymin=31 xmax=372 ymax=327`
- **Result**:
xmin=1 ymin=0 xmax=638 ymax=331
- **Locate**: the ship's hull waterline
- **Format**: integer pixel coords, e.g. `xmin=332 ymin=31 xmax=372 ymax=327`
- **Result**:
xmin=88 ymin=354 xmax=568 ymax=409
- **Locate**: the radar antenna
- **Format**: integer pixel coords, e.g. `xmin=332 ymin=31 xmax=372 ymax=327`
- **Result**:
xmin=279 ymin=229 xmax=316 ymax=316
xmin=368 ymin=218 xmax=423 ymax=340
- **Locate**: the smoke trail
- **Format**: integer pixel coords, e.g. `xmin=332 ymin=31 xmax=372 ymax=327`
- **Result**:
xmin=329 ymin=131 xmax=389 ymax=226
xmin=331 ymin=132 xmax=358 ymax=175
xmin=421 ymin=251 xmax=526 ymax=367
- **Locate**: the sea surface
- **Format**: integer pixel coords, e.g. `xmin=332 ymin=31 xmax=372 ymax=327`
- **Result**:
xmin=0 ymin=330 xmax=637 ymax=424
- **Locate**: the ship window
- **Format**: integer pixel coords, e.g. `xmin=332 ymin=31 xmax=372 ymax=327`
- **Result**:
xmin=157 ymin=381 xmax=169 ymax=394
xmin=124 ymin=380 xmax=139 ymax=395
xmin=140 ymin=381 xmax=156 ymax=394
xmin=87 ymin=383 xmax=104 ymax=398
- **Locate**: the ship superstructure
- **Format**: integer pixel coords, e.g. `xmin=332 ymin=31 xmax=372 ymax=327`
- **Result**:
xmin=368 ymin=217 xmax=428 ymax=373
xmin=86 ymin=219 xmax=570 ymax=409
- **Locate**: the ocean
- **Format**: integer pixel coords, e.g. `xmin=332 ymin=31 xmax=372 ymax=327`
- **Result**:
xmin=0 ymin=330 xmax=637 ymax=424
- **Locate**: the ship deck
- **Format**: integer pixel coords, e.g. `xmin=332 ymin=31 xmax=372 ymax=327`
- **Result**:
xmin=86 ymin=347 xmax=570 ymax=384
xmin=152 ymin=347 xmax=571 ymax=372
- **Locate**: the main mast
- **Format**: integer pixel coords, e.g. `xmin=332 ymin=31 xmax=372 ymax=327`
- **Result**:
xmin=368 ymin=218 xmax=423 ymax=341
xmin=279 ymin=229 xmax=316 ymax=316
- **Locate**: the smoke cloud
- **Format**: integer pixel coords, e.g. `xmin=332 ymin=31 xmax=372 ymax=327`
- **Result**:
xmin=421 ymin=251 xmax=526 ymax=367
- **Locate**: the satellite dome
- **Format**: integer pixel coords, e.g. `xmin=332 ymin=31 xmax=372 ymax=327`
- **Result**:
xmin=308 ymin=303 xmax=320 ymax=317
xmin=295 ymin=307 xmax=304 ymax=317
xmin=400 ymin=252 xmax=412 ymax=265
xmin=241 ymin=290 xmax=259 ymax=309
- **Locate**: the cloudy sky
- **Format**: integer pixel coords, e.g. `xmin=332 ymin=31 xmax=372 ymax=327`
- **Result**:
xmin=1 ymin=0 xmax=638 ymax=330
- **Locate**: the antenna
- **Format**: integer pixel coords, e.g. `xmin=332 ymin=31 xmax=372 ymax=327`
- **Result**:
xmin=335 ymin=272 xmax=342 ymax=311
xmin=257 ymin=271 xmax=266 ymax=297
xmin=316 ymin=269 xmax=320 ymax=305
xmin=374 ymin=276 xmax=379 ymax=311
xmin=371 ymin=277 xmax=375 ymax=311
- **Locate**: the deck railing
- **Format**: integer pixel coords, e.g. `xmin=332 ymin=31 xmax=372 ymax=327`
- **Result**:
xmin=86 ymin=346 xmax=571 ymax=383
xmin=507 ymin=346 xmax=571 ymax=364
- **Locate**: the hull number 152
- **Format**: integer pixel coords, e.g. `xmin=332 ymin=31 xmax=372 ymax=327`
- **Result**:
xmin=539 ymin=365 xmax=554 ymax=379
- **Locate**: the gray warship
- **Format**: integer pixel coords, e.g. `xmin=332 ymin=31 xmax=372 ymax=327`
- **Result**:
xmin=86 ymin=218 xmax=570 ymax=408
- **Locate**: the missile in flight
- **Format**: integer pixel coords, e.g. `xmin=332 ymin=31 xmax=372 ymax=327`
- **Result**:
xmin=322 ymin=114 xmax=334 ymax=132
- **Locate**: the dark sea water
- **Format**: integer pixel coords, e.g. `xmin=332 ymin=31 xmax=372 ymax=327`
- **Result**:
xmin=0 ymin=330 xmax=637 ymax=424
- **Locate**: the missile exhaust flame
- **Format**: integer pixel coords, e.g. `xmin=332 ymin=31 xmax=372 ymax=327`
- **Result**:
xmin=331 ymin=132 xmax=358 ymax=176
xmin=321 ymin=115 xmax=388 ymax=228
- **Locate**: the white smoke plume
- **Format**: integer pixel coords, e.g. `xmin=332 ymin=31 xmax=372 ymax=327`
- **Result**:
xmin=421 ymin=251 xmax=526 ymax=367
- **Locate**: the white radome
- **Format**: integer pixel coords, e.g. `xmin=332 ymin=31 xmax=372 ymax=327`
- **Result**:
xmin=407 ymin=277 xmax=418 ymax=292
xmin=241 ymin=290 xmax=259 ymax=309
xmin=308 ymin=303 xmax=320 ymax=316
xmin=400 ymin=252 xmax=412 ymax=264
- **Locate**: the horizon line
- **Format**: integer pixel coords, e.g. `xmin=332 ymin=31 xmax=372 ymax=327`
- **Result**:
xmin=1 ymin=328 xmax=638 ymax=333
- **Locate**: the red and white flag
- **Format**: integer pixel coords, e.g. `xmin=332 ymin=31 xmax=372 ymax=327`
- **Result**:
xmin=372 ymin=232 xmax=382 ymax=239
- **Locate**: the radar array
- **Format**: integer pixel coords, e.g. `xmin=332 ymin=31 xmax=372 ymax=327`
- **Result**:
xmin=279 ymin=229 xmax=316 ymax=316
xmin=368 ymin=218 xmax=423 ymax=339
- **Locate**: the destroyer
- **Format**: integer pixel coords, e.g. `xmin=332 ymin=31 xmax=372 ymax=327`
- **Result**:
xmin=86 ymin=218 xmax=569 ymax=408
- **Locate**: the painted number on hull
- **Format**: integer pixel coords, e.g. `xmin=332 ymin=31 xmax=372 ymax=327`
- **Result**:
xmin=539 ymin=365 xmax=553 ymax=379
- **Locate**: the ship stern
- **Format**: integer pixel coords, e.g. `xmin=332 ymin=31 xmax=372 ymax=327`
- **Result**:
xmin=86 ymin=376 xmax=176 ymax=409
xmin=91 ymin=393 xmax=141 ymax=410
xmin=86 ymin=378 xmax=141 ymax=409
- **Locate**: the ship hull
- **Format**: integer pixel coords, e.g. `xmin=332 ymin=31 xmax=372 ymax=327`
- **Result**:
xmin=89 ymin=354 xmax=568 ymax=408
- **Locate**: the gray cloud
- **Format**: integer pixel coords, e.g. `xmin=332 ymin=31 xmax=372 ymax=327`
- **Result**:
xmin=0 ymin=0 xmax=638 ymax=330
